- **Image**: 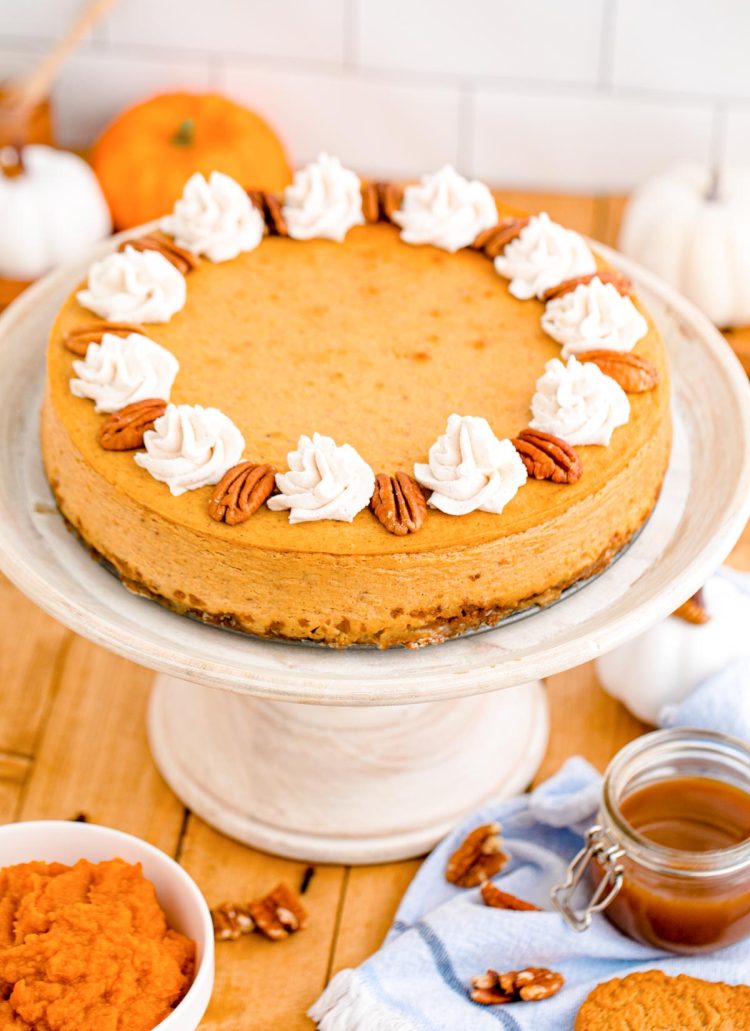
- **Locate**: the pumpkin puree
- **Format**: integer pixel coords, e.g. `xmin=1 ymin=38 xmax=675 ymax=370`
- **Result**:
xmin=0 ymin=859 xmax=195 ymax=1030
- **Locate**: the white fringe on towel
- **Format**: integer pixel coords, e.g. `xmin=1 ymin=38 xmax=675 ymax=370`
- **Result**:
xmin=308 ymin=969 xmax=417 ymax=1031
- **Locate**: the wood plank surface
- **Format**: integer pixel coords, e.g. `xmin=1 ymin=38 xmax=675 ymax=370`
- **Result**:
xmin=0 ymin=193 xmax=747 ymax=1028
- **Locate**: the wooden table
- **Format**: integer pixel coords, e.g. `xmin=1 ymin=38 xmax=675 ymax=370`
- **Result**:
xmin=1 ymin=192 xmax=748 ymax=1029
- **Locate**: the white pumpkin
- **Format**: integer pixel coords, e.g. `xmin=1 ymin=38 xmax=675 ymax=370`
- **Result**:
xmin=0 ymin=144 xmax=111 ymax=281
xmin=596 ymin=572 xmax=750 ymax=725
xmin=618 ymin=164 xmax=750 ymax=328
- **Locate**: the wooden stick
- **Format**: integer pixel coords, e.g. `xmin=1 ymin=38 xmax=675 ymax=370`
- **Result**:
xmin=3 ymin=0 xmax=119 ymax=113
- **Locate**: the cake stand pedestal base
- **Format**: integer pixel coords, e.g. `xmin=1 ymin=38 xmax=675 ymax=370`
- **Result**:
xmin=147 ymin=675 xmax=549 ymax=864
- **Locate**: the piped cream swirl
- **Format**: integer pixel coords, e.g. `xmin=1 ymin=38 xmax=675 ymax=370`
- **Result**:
xmin=162 ymin=171 xmax=265 ymax=262
xmin=393 ymin=166 xmax=497 ymax=252
xmin=282 ymin=154 xmax=364 ymax=242
xmin=134 ymin=403 xmax=245 ymax=496
xmin=76 ymin=246 xmax=186 ymax=323
xmin=530 ymin=356 xmax=630 ymax=446
xmin=267 ymin=433 xmax=375 ymax=524
xmin=494 ymin=212 xmax=596 ymax=300
xmin=414 ymin=414 xmax=527 ymax=516
xmin=541 ymin=277 xmax=648 ymax=358
xmin=69 ymin=332 xmax=179 ymax=413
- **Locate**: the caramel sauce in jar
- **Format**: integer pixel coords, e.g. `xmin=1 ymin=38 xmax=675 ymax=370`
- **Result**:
xmin=602 ymin=774 xmax=750 ymax=952
xmin=554 ymin=730 xmax=750 ymax=954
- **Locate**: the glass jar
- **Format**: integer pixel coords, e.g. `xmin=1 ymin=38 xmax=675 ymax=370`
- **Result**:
xmin=552 ymin=728 xmax=750 ymax=954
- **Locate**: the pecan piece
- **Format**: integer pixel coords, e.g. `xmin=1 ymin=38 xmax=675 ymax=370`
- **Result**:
xmin=471 ymin=968 xmax=564 ymax=1005
xmin=481 ymin=881 xmax=540 ymax=911
xmin=63 ymin=322 xmax=143 ymax=357
xmin=576 ymin=349 xmax=659 ymax=393
xmin=541 ymin=269 xmax=632 ymax=302
xmin=473 ymin=217 xmax=529 ymax=258
xmin=512 ymin=429 xmax=582 ymax=485
xmin=499 ymin=968 xmax=565 ymax=1002
xmin=376 ymin=181 xmax=404 ymax=222
xmin=208 ymin=461 xmax=276 ymax=525
xmin=248 ymin=190 xmax=288 ymax=236
xmin=99 ymin=398 xmax=167 ymax=451
xmin=470 ymin=971 xmax=514 ymax=1006
xmin=371 ymin=472 xmax=427 ymax=535
xmin=120 ymin=233 xmax=199 ymax=273
xmin=446 ymin=822 xmax=508 ymax=888
xmin=673 ymin=587 xmax=710 ymax=625
xmin=361 ymin=181 xmax=380 ymax=223
xmin=211 ymin=902 xmax=255 ymax=941
xmin=248 ymin=882 xmax=308 ymax=941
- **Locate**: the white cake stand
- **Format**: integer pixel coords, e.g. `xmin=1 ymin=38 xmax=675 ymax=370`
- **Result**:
xmin=1 ymin=244 xmax=749 ymax=863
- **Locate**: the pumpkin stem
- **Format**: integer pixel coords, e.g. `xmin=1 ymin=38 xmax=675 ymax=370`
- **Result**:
xmin=0 ymin=145 xmax=24 ymax=178
xmin=706 ymin=166 xmax=721 ymax=202
xmin=171 ymin=119 xmax=196 ymax=147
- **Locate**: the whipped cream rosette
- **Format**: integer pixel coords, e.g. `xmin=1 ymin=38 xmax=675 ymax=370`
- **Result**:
xmin=542 ymin=276 xmax=648 ymax=358
xmin=69 ymin=332 xmax=179 ymax=414
xmin=267 ymin=433 xmax=375 ymax=524
xmin=162 ymin=171 xmax=265 ymax=263
xmin=394 ymin=166 xmax=497 ymax=252
xmin=77 ymin=246 xmax=186 ymax=323
xmin=282 ymin=154 xmax=364 ymax=242
xmin=530 ymin=356 xmax=630 ymax=446
xmin=414 ymin=414 xmax=528 ymax=516
xmin=494 ymin=213 xmax=596 ymax=300
xmin=135 ymin=403 xmax=245 ymax=496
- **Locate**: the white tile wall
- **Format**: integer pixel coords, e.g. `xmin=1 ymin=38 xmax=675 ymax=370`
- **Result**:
xmin=355 ymin=0 xmax=604 ymax=84
xmin=222 ymin=65 xmax=461 ymax=176
xmin=612 ymin=0 xmax=750 ymax=99
xmin=1 ymin=0 xmax=747 ymax=190
xmin=471 ymin=89 xmax=715 ymax=192
xmin=103 ymin=0 xmax=347 ymax=65
xmin=0 ymin=0 xmax=100 ymax=43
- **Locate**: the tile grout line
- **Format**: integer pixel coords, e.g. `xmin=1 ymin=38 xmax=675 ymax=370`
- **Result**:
xmin=597 ymin=0 xmax=617 ymax=89
xmin=323 ymin=865 xmax=351 ymax=987
xmin=342 ymin=0 xmax=358 ymax=71
xmin=710 ymin=100 xmax=728 ymax=168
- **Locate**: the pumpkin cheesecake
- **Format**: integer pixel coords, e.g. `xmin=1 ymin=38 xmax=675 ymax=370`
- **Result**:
xmin=41 ymin=159 xmax=671 ymax=648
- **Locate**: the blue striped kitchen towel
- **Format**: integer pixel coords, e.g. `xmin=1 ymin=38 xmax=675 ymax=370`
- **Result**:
xmin=310 ymin=665 xmax=750 ymax=1031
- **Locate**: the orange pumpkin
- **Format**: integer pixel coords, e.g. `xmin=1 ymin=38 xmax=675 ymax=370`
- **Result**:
xmin=90 ymin=92 xmax=292 ymax=230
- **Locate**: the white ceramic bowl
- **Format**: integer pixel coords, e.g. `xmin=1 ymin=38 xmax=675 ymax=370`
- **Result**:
xmin=0 ymin=820 xmax=214 ymax=1030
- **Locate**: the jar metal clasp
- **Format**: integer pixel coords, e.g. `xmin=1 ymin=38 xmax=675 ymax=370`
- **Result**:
xmin=551 ymin=825 xmax=625 ymax=931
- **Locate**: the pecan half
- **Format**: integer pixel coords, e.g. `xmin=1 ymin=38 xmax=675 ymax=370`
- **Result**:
xmin=99 ymin=398 xmax=167 ymax=451
xmin=481 ymin=882 xmax=540 ymax=911
xmin=541 ymin=269 xmax=632 ymax=302
xmin=248 ymin=190 xmax=288 ymax=236
xmin=576 ymin=349 xmax=659 ymax=393
xmin=673 ymin=587 xmax=710 ymax=625
xmin=501 ymin=968 xmax=565 ymax=1002
xmin=512 ymin=429 xmax=582 ymax=485
xmin=473 ymin=217 xmax=529 ymax=258
xmin=63 ymin=322 xmax=143 ymax=357
xmin=208 ymin=461 xmax=276 ymax=525
xmin=371 ymin=472 xmax=427 ymax=535
xmin=211 ymin=902 xmax=255 ymax=941
xmin=119 ymin=234 xmax=200 ymax=274
xmin=248 ymin=883 xmax=308 ymax=941
xmin=446 ymin=822 xmax=508 ymax=888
